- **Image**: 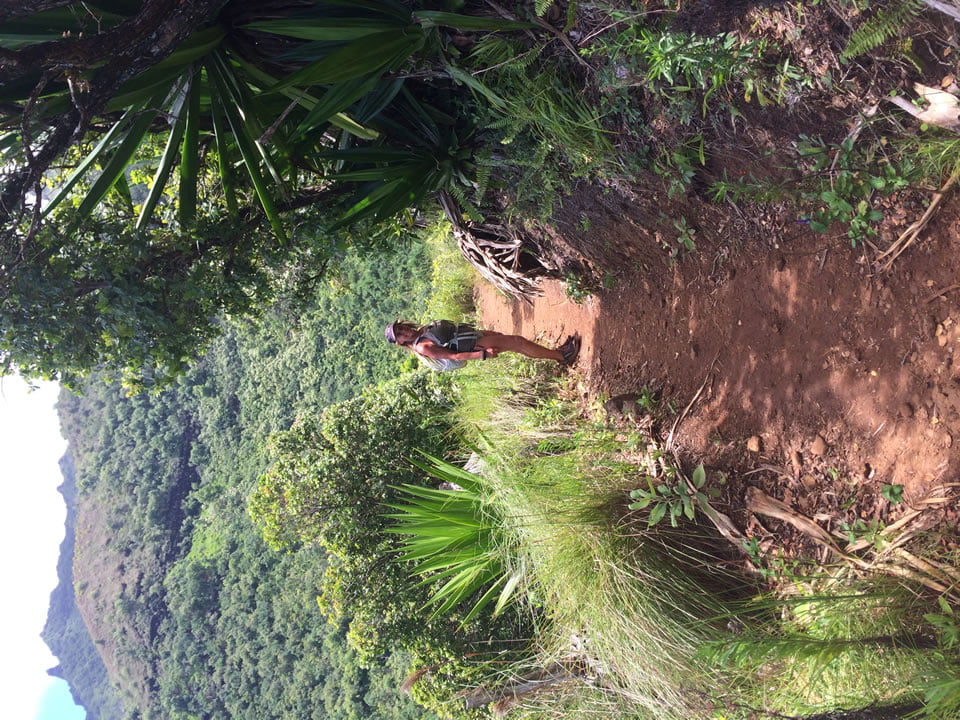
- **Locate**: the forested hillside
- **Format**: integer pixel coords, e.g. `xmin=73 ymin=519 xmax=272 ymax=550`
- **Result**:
xmin=42 ymin=453 xmax=125 ymax=720
xmin=49 ymin=244 xmax=441 ymax=720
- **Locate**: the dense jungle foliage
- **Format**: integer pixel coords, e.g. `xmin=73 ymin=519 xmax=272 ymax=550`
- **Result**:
xmin=52 ymin=241 xmax=457 ymax=720
xmin=0 ymin=0 xmax=596 ymax=388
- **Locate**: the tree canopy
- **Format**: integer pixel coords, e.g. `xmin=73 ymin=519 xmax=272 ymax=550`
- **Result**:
xmin=0 ymin=0 xmax=539 ymax=387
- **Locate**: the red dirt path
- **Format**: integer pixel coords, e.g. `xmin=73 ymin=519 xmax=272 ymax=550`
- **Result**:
xmin=477 ymin=192 xmax=960 ymax=533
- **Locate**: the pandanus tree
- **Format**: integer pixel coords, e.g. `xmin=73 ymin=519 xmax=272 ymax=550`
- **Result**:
xmin=0 ymin=0 xmax=536 ymax=386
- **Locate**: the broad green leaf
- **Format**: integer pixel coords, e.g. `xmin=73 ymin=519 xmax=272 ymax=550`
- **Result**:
xmin=413 ymin=10 xmax=535 ymax=31
xmin=648 ymin=502 xmax=667 ymax=527
xmin=692 ymin=464 xmax=706 ymax=489
xmin=179 ymin=65 xmax=201 ymax=228
xmin=137 ymin=73 xmax=191 ymax=229
xmin=269 ymin=29 xmax=423 ymax=92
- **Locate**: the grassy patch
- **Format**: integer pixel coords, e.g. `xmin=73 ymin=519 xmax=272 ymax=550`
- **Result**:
xmin=396 ymin=358 xmax=960 ymax=718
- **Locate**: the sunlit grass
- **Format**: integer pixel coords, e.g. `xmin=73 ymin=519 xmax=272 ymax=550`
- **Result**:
xmin=438 ymin=359 xmax=960 ymax=719
xmin=447 ymin=361 xmax=748 ymax=718
xmin=421 ymin=218 xmax=480 ymax=324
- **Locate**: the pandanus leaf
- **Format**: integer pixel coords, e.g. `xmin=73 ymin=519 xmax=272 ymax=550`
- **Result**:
xmin=72 ymin=98 xmax=162 ymax=224
xmin=243 ymin=18 xmax=400 ymax=42
xmin=233 ymin=57 xmax=378 ymax=140
xmin=268 ymin=29 xmax=423 ymax=92
xmin=43 ymin=111 xmax=135 ymax=216
xmin=43 ymin=87 xmax=167 ymax=222
xmin=313 ymin=0 xmax=412 ymax=23
xmin=108 ymin=27 xmax=225 ymax=110
xmin=207 ymin=54 xmax=286 ymax=241
xmin=178 ymin=65 xmax=202 ymax=228
xmin=136 ymin=74 xmax=190 ymax=229
xmin=209 ymin=89 xmax=239 ymax=217
xmin=413 ymin=10 xmax=535 ymax=31
xmin=0 ymin=6 xmax=126 ymax=48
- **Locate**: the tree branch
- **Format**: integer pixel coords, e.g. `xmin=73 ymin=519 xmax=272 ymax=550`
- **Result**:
xmin=0 ymin=0 xmax=78 ymax=23
xmin=1 ymin=0 xmax=229 ymax=243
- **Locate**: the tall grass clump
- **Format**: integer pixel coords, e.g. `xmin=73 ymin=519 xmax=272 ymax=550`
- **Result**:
xmin=702 ymin=575 xmax=942 ymax=716
xmin=421 ymin=219 xmax=479 ymax=324
xmin=895 ymin=135 xmax=960 ymax=186
xmin=465 ymin=36 xmax=616 ymax=219
xmin=445 ymin=358 xmax=754 ymax=718
xmin=417 ymin=355 xmax=960 ymax=719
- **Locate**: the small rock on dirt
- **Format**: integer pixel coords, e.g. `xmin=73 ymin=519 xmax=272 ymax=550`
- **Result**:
xmin=746 ymin=436 xmax=762 ymax=453
xmin=801 ymin=474 xmax=817 ymax=490
xmin=898 ymin=402 xmax=914 ymax=418
xmin=790 ymin=450 xmax=803 ymax=475
xmin=810 ymin=434 xmax=828 ymax=456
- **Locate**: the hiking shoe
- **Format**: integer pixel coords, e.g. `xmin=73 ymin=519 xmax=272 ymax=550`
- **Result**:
xmin=559 ymin=335 xmax=580 ymax=366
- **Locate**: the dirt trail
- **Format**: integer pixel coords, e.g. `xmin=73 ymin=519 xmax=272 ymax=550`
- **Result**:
xmin=478 ymin=195 xmax=960 ymax=513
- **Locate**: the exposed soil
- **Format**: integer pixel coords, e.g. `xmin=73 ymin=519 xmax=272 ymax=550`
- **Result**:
xmin=472 ymin=0 xmax=960 ymax=564
xmin=477 ymin=183 xmax=960 ymax=561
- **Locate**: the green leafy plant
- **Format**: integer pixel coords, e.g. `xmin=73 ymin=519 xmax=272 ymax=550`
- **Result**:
xmin=672 ymin=216 xmax=697 ymax=252
xmin=564 ymin=271 xmax=593 ymax=304
xmin=797 ymin=134 xmax=913 ymax=245
xmin=840 ymin=518 xmax=886 ymax=551
xmin=385 ymin=453 xmax=522 ymax=624
xmin=842 ymin=0 xmax=925 ymax=60
xmin=881 ymin=483 xmax=905 ymax=504
xmin=925 ymin=595 xmax=960 ymax=649
xmin=629 ymin=463 xmax=709 ymax=528
xmin=637 ymin=387 xmax=659 ymax=413
xmin=466 ymin=34 xmax=615 ymax=218
xmin=583 ymin=25 xmax=767 ymax=115
xmin=653 ymin=134 xmax=705 ymax=198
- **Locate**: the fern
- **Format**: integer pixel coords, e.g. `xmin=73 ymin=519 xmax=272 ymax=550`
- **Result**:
xmin=449 ymin=184 xmax=483 ymax=223
xmin=534 ymin=0 xmax=553 ymax=17
xmin=842 ymin=0 xmax=924 ymax=60
xmin=473 ymin=150 xmax=493 ymax=203
xmin=469 ymin=36 xmax=538 ymax=75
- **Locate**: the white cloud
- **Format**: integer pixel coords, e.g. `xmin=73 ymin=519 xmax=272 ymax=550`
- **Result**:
xmin=0 ymin=376 xmax=71 ymax=719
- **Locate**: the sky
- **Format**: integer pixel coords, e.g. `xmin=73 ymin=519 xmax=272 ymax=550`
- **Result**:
xmin=0 ymin=375 xmax=86 ymax=720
